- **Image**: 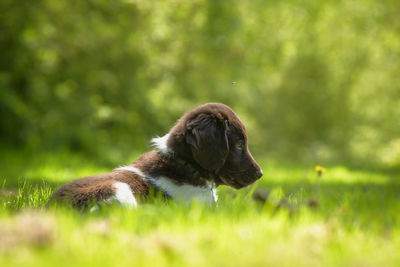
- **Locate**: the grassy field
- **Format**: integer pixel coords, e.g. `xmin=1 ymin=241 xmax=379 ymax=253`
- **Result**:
xmin=1 ymin=150 xmax=400 ymax=267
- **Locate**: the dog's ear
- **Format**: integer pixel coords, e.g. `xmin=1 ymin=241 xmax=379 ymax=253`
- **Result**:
xmin=185 ymin=113 xmax=230 ymax=172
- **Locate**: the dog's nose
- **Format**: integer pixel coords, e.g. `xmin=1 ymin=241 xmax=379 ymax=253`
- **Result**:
xmin=256 ymin=168 xmax=263 ymax=178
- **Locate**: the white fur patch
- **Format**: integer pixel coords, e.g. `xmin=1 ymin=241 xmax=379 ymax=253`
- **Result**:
xmin=111 ymin=182 xmax=137 ymax=208
xmin=116 ymin=165 xmax=218 ymax=205
xmin=150 ymin=134 xmax=171 ymax=154
xmin=211 ymin=186 xmax=218 ymax=202
xmin=150 ymin=177 xmax=217 ymax=205
xmin=115 ymin=166 xmax=146 ymax=177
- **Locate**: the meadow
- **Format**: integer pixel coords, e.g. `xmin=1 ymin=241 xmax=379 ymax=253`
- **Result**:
xmin=1 ymin=149 xmax=399 ymax=267
xmin=2 ymin=0 xmax=400 ymax=266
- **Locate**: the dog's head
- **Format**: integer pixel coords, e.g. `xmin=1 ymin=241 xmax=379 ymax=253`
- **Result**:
xmin=159 ymin=103 xmax=263 ymax=189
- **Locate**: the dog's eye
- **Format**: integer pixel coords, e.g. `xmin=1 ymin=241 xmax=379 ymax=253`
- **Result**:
xmin=235 ymin=141 xmax=244 ymax=149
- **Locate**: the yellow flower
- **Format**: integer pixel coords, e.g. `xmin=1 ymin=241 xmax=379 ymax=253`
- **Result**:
xmin=315 ymin=165 xmax=326 ymax=176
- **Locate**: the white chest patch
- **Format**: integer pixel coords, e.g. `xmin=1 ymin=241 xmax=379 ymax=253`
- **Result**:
xmin=115 ymin=165 xmax=218 ymax=205
xmin=150 ymin=176 xmax=217 ymax=205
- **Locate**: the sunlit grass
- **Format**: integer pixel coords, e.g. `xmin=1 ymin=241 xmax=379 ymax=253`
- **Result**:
xmin=1 ymin=151 xmax=400 ymax=266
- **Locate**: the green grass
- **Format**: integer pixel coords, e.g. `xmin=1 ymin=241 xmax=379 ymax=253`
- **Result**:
xmin=1 ymin=151 xmax=400 ymax=266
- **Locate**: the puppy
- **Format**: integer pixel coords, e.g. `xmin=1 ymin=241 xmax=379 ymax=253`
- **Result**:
xmin=49 ymin=103 xmax=263 ymax=208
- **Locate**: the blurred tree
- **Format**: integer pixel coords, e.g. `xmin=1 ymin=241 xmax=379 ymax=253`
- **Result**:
xmin=0 ymin=0 xmax=399 ymax=167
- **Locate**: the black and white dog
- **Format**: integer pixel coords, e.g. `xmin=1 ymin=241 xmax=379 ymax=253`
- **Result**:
xmin=49 ymin=103 xmax=263 ymax=208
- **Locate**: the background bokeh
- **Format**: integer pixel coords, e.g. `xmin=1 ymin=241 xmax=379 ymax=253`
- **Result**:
xmin=1 ymin=0 xmax=399 ymax=168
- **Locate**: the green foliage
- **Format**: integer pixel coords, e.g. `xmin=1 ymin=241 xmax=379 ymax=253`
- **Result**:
xmin=1 ymin=0 xmax=400 ymax=166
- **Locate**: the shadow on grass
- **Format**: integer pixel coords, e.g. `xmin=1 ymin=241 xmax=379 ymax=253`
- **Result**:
xmin=248 ymin=180 xmax=400 ymax=230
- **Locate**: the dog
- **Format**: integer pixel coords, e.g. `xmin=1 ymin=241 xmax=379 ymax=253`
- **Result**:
xmin=49 ymin=103 xmax=263 ymax=208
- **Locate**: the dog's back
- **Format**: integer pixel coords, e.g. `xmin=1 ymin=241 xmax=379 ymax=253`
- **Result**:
xmin=49 ymin=167 xmax=151 ymax=208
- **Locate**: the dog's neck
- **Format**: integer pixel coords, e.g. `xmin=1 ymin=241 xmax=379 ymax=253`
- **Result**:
xmin=161 ymin=153 xmax=201 ymax=177
xmin=132 ymin=150 xmax=210 ymax=187
xmin=151 ymin=134 xmax=221 ymax=182
xmin=126 ymin=150 xmax=217 ymax=204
